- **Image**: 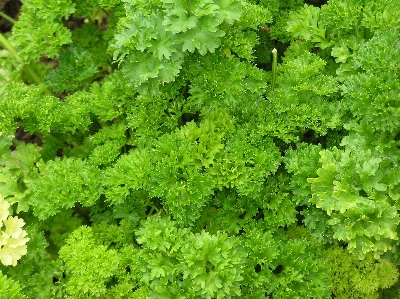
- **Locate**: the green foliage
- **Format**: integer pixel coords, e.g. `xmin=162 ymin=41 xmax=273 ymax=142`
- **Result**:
xmin=308 ymin=147 xmax=400 ymax=258
xmin=10 ymin=0 xmax=75 ymax=63
xmin=259 ymin=0 xmax=303 ymax=43
xmin=286 ymin=0 xmax=400 ymax=67
xmin=300 ymin=30 xmax=400 ymax=259
xmin=0 ymin=44 xmax=24 ymax=86
xmin=0 ymin=140 xmax=41 ymax=212
xmin=285 ymin=143 xmax=322 ymax=205
xmin=59 ymin=225 xmax=145 ymax=298
xmin=239 ymin=222 xmax=278 ymax=297
xmin=60 ymin=226 xmax=119 ymax=297
xmin=269 ymin=236 xmax=331 ymax=298
xmin=28 ymin=157 xmax=103 ymax=220
xmin=256 ymin=51 xmax=342 ymax=143
xmin=0 ymin=270 xmax=26 ymax=299
xmin=221 ymin=2 xmax=272 ymax=60
xmin=44 ymin=47 xmax=99 ymax=93
xmin=286 ymin=4 xmax=330 ymax=48
xmin=341 ymin=30 xmax=400 ymax=132
xmin=0 ymin=83 xmax=59 ymax=134
xmin=104 ymin=109 xmax=281 ymax=225
xmin=70 ymin=23 xmax=110 ymax=66
xmin=240 ymin=223 xmax=331 ymax=298
xmin=39 ymin=209 xmax=83 ymax=248
xmin=187 ymin=51 xmax=267 ymax=109
xmin=110 ymin=0 xmax=270 ymax=94
xmin=72 ymin=0 xmax=120 ymax=18
xmin=2 ymin=0 xmax=400 ymax=297
xmin=125 ymin=93 xmax=186 ymax=146
xmin=0 ymin=224 xmax=64 ymax=298
xmin=326 ymin=246 xmax=399 ymax=299
xmin=136 ymin=216 xmax=246 ymax=298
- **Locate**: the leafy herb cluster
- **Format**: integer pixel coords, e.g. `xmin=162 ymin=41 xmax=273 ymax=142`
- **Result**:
xmin=1 ymin=0 xmax=400 ymax=298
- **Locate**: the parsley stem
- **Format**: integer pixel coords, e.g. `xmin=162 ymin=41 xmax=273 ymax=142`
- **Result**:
xmin=0 ymin=33 xmax=19 ymax=60
xmin=0 ymin=11 xmax=16 ymax=24
xmin=0 ymin=33 xmax=40 ymax=83
xmin=0 ymin=32 xmax=51 ymax=93
xmin=271 ymin=48 xmax=277 ymax=91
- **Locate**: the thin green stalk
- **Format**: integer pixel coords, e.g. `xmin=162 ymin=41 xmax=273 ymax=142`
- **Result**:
xmin=0 ymin=33 xmax=20 ymax=60
xmin=0 ymin=32 xmax=52 ymax=94
xmin=23 ymin=65 xmax=45 ymax=86
xmin=271 ymin=48 xmax=277 ymax=91
xmin=0 ymin=11 xmax=16 ymax=24
xmin=0 ymin=12 xmax=46 ymax=87
xmin=0 ymin=33 xmax=41 ymax=83
xmin=99 ymin=8 xmax=109 ymax=17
